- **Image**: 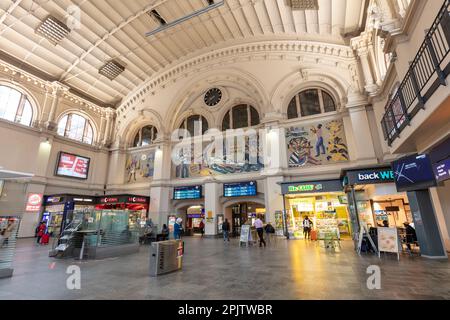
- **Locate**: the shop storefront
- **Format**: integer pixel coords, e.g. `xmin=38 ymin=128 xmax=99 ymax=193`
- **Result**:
xmin=343 ymin=167 xmax=412 ymax=232
xmin=280 ymin=180 xmax=351 ymax=240
xmin=42 ymin=195 xmax=95 ymax=236
xmin=96 ymin=195 xmax=150 ymax=227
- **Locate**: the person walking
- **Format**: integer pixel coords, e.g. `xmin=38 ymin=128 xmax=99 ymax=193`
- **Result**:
xmin=36 ymin=221 xmax=46 ymax=245
xmin=174 ymin=218 xmax=183 ymax=240
xmin=264 ymin=222 xmax=275 ymax=244
xmin=253 ymin=216 xmax=266 ymax=247
xmin=222 ymin=218 xmax=230 ymax=242
xmin=199 ymin=219 xmax=205 ymax=238
xmin=303 ymin=216 xmax=312 ymax=240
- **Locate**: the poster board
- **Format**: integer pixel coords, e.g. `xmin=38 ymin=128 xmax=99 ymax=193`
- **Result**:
xmin=239 ymin=225 xmax=252 ymax=246
xmin=378 ymin=227 xmax=400 ymax=259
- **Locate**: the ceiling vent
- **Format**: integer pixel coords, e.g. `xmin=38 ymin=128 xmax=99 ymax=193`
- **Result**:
xmin=36 ymin=15 xmax=71 ymax=45
xmin=290 ymin=0 xmax=319 ymax=10
xmin=99 ymin=60 xmax=125 ymax=80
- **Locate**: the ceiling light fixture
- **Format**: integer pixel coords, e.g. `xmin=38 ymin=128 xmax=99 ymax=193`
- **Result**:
xmin=99 ymin=60 xmax=125 ymax=80
xmin=36 ymin=15 xmax=70 ymax=45
xmin=146 ymin=0 xmax=224 ymax=37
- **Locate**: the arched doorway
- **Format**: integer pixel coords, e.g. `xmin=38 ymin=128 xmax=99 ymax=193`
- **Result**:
xmin=174 ymin=202 xmax=205 ymax=237
xmin=223 ymin=200 xmax=266 ymax=237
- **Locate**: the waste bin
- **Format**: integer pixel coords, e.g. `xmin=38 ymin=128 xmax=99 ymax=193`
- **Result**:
xmin=149 ymin=240 xmax=183 ymax=276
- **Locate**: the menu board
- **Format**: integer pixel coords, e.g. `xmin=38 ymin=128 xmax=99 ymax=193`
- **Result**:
xmin=55 ymin=152 xmax=90 ymax=179
xmin=433 ymin=158 xmax=450 ymax=183
xmin=173 ymin=186 xmax=202 ymax=200
xmin=224 ymin=181 xmax=257 ymax=197
xmin=378 ymin=227 xmax=400 ymax=253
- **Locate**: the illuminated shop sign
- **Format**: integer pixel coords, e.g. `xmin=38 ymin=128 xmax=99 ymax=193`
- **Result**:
xmin=127 ymin=197 xmax=148 ymax=203
xmin=100 ymin=197 xmax=119 ymax=203
xmin=26 ymin=193 xmax=43 ymax=212
xmin=281 ymin=180 xmax=342 ymax=195
xmin=288 ymin=184 xmax=323 ymax=192
xmin=346 ymin=168 xmax=394 ymax=185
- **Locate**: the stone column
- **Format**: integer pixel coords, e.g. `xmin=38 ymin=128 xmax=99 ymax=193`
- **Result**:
xmin=204 ymin=180 xmax=221 ymax=236
xmin=346 ymin=93 xmax=378 ymax=164
xmin=45 ymin=87 xmax=60 ymax=131
xmin=102 ymin=110 xmax=114 ymax=146
xmin=149 ymin=138 xmax=172 ymax=228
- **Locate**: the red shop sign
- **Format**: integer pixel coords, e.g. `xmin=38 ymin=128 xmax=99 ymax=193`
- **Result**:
xmin=26 ymin=193 xmax=43 ymax=212
xmin=100 ymin=197 xmax=119 ymax=203
xmin=128 ymin=197 xmax=147 ymax=203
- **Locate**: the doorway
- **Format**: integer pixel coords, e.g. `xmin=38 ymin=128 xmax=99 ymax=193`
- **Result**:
xmin=225 ymin=202 xmax=266 ymax=237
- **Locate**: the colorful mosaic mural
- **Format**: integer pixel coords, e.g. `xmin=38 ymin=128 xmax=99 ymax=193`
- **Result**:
xmin=286 ymin=119 xmax=349 ymax=167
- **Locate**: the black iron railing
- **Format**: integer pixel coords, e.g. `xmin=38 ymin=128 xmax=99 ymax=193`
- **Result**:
xmin=381 ymin=0 xmax=450 ymax=146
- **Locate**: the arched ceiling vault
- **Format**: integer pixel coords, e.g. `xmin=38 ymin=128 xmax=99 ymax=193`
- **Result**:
xmin=0 ymin=0 xmax=368 ymax=107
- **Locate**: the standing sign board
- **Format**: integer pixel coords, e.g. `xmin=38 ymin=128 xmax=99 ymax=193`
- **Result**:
xmin=377 ymin=227 xmax=400 ymax=260
xmin=239 ymin=225 xmax=252 ymax=247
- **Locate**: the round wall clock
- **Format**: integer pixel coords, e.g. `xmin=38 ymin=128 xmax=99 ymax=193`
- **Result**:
xmin=204 ymin=88 xmax=222 ymax=107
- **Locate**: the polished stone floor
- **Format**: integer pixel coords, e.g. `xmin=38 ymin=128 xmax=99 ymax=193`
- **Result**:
xmin=1 ymin=236 xmax=450 ymax=300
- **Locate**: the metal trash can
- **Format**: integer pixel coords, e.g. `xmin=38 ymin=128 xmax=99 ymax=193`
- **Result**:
xmin=149 ymin=240 xmax=183 ymax=276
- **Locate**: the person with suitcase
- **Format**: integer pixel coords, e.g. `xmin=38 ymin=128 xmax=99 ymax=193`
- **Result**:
xmin=303 ymin=216 xmax=312 ymax=240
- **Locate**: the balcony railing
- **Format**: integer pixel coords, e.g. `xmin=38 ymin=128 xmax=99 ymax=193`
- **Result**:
xmin=381 ymin=0 xmax=450 ymax=146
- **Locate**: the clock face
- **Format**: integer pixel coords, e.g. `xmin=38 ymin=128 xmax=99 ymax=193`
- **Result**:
xmin=204 ymin=88 xmax=222 ymax=107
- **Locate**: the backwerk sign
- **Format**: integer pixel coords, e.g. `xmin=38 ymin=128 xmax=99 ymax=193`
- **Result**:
xmin=346 ymin=168 xmax=394 ymax=185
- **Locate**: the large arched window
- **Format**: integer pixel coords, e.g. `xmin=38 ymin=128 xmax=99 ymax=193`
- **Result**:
xmin=287 ymin=89 xmax=336 ymax=119
xmin=57 ymin=113 xmax=94 ymax=144
xmin=222 ymin=104 xmax=260 ymax=130
xmin=133 ymin=125 xmax=158 ymax=147
xmin=0 ymin=85 xmax=33 ymax=126
xmin=179 ymin=115 xmax=208 ymax=137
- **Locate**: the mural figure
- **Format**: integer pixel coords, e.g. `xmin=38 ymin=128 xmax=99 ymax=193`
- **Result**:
xmin=311 ymin=124 xmax=326 ymax=157
xmin=125 ymin=150 xmax=156 ymax=183
xmin=125 ymin=156 xmax=140 ymax=183
xmin=286 ymin=120 xmax=349 ymax=168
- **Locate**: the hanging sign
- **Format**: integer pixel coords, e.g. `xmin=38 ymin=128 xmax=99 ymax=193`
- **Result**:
xmin=26 ymin=193 xmax=43 ymax=212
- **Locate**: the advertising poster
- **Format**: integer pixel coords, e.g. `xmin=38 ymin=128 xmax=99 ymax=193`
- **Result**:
xmin=26 ymin=193 xmax=43 ymax=212
xmin=378 ymin=227 xmax=400 ymax=253
xmin=125 ymin=150 xmax=156 ymax=183
xmin=56 ymin=152 xmax=90 ymax=179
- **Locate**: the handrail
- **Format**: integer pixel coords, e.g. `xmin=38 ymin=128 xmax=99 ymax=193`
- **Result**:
xmin=381 ymin=0 xmax=450 ymax=146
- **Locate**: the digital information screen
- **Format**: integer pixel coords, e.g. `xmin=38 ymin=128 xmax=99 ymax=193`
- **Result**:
xmin=55 ymin=152 xmax=90 ymax=179
xmin=173 ymin=186 xmax=202 ymax=200
xmin=392 ymin=154 xmax=436 ymax=192
xmin=223 ymin=181 xmax=257 ymax=197
xmin=433 ymin=158 xmax=450 ymax=183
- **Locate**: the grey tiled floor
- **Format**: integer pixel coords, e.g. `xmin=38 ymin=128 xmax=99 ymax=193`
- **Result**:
xmin=1 ymin=237 xmax=450 ymax=300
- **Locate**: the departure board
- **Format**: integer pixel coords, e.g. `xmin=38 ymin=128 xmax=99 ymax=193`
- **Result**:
xmin=223 ymin=181 xmax=257 ymax=197
xmin=173 ymin=185 xmax=202 ymax=200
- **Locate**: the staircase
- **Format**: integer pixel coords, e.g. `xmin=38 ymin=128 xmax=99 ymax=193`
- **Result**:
xmin=48 ymin=220 xmax=82 ymax=258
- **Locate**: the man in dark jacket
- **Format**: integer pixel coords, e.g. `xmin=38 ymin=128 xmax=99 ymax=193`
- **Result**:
xmin=404 ymin=222 xmax=417 ymax=251
xmin=222 ymin=219 xmax=230 ymax=242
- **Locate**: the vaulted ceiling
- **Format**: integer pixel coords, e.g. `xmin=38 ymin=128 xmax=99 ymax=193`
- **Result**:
xmin=0 ymin=0 xmax=368 ymax=108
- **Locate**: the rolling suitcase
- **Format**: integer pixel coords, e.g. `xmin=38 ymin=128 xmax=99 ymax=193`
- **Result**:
xmin=310 ymin=229 xmax=317 ymax=241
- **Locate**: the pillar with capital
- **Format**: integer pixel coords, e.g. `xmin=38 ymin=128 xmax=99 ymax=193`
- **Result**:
xmin=351 ymin=32 xmax=379 ymax=96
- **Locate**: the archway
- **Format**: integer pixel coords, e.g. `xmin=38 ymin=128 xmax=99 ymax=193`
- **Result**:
xmin=173 ymin=202 xmax=205 ymax=237
xmin=222 ymin=199 xmax=266 ymax=237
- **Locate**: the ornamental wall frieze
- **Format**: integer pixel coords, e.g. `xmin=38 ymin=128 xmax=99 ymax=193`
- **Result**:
xmin=118 ymin=41 xmax=357 ymax=115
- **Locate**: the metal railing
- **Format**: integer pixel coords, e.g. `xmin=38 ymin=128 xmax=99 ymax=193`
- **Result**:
xmin=381 ymin=0 xmax=450 ymax=146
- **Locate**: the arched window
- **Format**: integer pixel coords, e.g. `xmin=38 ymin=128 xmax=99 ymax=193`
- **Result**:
xmin=133 ymin=125 xmax=158 ymax=147
xmin=0 ymin=85 xmax=33 ymax=126
xmin=57 ymin=113 xmax=94 ymax=144
xmin=287 ymin=89 xmax=336 ymax=119
xmin=179 ymin=115 xmax=208 ymax=137
xmin=222 ymin=104 xmax=260 ymax=130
